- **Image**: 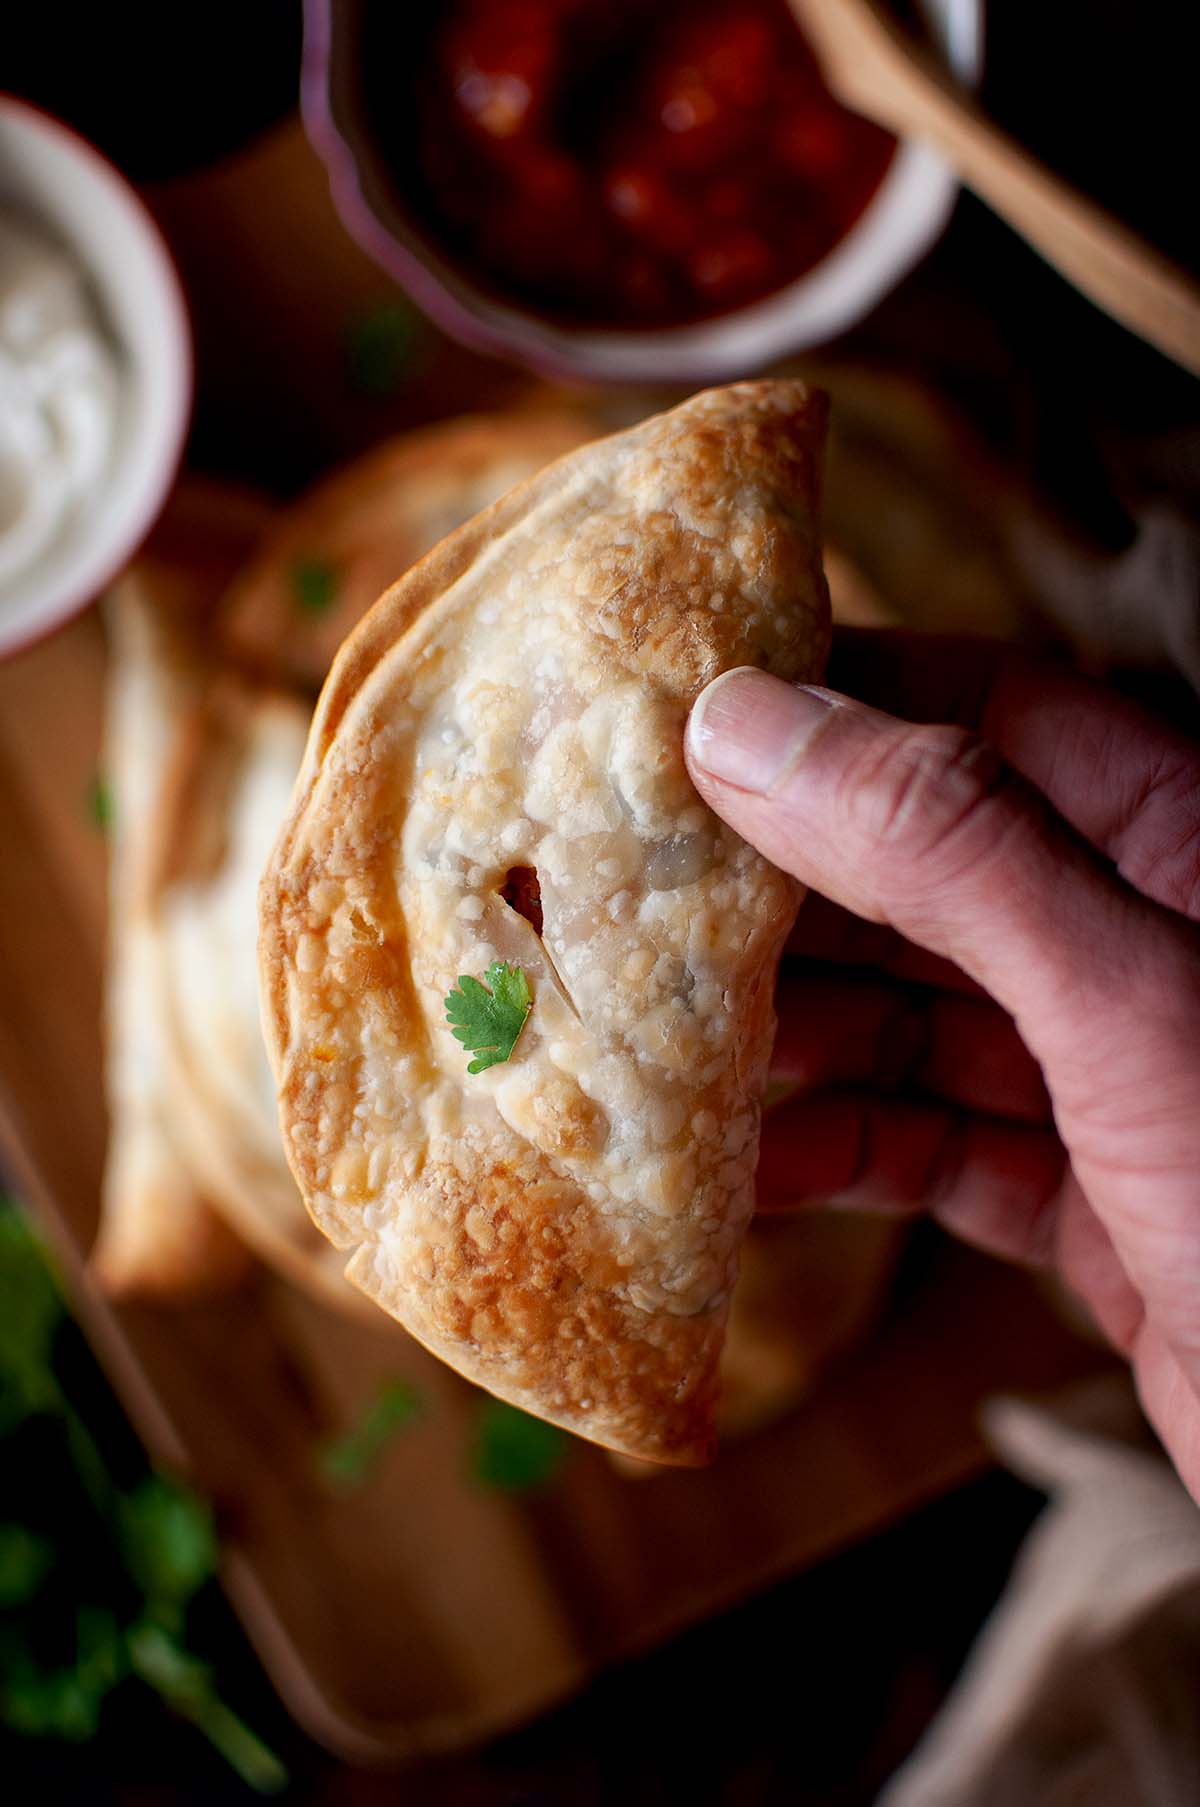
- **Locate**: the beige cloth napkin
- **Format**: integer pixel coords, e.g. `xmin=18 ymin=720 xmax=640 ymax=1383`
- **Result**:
xmin=879 ymin=1380 xmax=1200 ymax=1807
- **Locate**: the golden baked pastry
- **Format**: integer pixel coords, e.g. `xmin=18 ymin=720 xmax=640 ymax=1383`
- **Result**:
xmin=151 ymin=675 xmax=368 ymax=1313
xmin=95 ymin=578 xmax=250 ymax=1298
xmin=97 ymin=416 xmax=602 ymax=1313
xmin=260 ymin=381 xmax=832 ymax=1465
xmin=97 ymin=577 xmax=369 ymax=1314
xmin=220 ymin=410 xmax=597 ymax=690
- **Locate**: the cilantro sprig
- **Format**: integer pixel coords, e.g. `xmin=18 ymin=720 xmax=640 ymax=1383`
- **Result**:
xmin=84 ymin=772 xmax=113 ymax=834
xmin=444 ymin=962 xmax=532 ymax=1074
xmin=290 ymin=557 xmax=338 ymax=617
xmin=0 ymin=1201 xmax=286 ymax=1792
xmin=319 ymin=1380 xmax=424 ymax=1490
xmin=472 ymin=1401 xmax=566 ymax=1493
xmin=343 ymin=298 xmax=423 ymax=395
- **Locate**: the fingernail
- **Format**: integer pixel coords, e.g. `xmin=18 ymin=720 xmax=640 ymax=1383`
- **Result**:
xmin=687 ymin=669 xmax=834 ymax=794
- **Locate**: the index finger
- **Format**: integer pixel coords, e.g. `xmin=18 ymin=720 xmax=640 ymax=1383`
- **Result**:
xmin=829 ymin=630 xmax=1200 ymax=921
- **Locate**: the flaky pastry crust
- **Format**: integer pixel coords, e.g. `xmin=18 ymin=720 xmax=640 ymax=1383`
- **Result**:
xmin=220 ymin=411 xmax=597 ymax=691
xmin=260 ymin=382 xmax=832 ymax=1464
xmin=95 ymin=579 xmax=250 ymax=1299
xmin=153 ymin=679 xmax=371 ymax=1313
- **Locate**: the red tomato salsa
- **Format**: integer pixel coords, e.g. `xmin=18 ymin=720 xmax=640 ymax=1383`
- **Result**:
xmin=363 ymin=0 xmax=899 ymax=328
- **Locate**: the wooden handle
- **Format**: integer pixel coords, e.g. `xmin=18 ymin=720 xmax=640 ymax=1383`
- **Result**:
xmin=790 ymin=0 xmax=1200 ymax=377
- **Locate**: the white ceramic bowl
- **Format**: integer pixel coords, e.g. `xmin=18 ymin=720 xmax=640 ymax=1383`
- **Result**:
xmin=305 ymin=0 xmax=983 ymax=383
xmin=0 ymin=98 xmax=192 ymax=657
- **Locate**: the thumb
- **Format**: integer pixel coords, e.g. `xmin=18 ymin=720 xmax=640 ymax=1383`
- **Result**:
xmin=684 ymin=667 xmax=1194 ymax=1117
xmin=685 ymin=665 xmax=1200 ymax=1467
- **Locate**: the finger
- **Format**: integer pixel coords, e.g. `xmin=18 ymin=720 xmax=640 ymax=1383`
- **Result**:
xmin=771 ymin=973 xmax=1051 ymax=1121
xmin=829 ymin=630 xmax=1200 ymax=921
xmin=1052 ymin=1171 xmax=1144 ymax=1354
xmin=1132 ymin=1322 xmax=1200 ymax=1503
xmin=785 ymin=891 xmax=986 ymax=996
xmin=689 ymin=667 xmax=1200 ymax=1394
xmin=686 ymin=669 xmax=1194 ymax=1103
xmin=757 ymin=1086 xmax=1066 ymax=1265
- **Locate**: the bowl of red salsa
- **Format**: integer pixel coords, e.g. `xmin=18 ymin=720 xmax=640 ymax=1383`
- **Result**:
xmin=304 ymin=0 xmax=982 ymax=380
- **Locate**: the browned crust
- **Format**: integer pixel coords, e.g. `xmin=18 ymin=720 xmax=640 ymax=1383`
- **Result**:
xmin=261 ymin=382 xmax=832 ymax=1465
xmin=220 ymin=410 xmax=599 ymax=690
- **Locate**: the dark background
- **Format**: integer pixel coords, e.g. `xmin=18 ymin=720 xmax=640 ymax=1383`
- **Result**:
xmin=4 ymin=1 xmax=1197 ymax=1800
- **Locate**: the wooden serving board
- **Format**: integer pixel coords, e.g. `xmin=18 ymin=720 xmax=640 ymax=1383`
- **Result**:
xmin=0 ymin=570 xmax=1112 ymax=1766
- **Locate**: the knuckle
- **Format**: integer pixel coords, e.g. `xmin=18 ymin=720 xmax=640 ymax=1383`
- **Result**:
xmin=1116 ymin=752 xmax=1200 ymax=921
xmin=844 ymin=724 xmax=1015 ymax=881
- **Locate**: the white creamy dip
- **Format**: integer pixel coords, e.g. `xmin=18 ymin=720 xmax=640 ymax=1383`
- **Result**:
xmin=0 ymin=212 xmax=120 ymax=591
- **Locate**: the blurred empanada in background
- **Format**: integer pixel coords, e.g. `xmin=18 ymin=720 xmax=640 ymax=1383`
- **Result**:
xmin=94 ymin=581 xmax=250 ymax=1299
xmin=97 ymin=578 xmax=370 ymax=1315
xmin=220 ymin=409 xmax=598 ymax=692
xmin=260 ymin=381 xmax=832 ymax=1465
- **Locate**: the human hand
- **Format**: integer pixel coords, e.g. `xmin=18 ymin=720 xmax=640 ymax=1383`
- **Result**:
xmin=685 ymin=632 xmax=1200 ymax=1498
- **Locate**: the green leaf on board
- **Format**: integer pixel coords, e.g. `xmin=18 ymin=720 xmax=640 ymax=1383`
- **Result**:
xmin=290 ymin=557 xmax=338 ymax=617
xmin=0 ymin=1199 xmax=285 ymax=1791
xmin=0 ymin=1205 xmax=64 ymax=1428
xmin=120 ymin=1476 xmax=218 ymax=1604
xmin=344 ymin=298 xmax=423 ymax=395
xmin=473 ymin=1399 xmax=567 ymax=1493
xmin=320 ymin=1379 xmax=425 ymax=1489
xmin=0 ymin=1524 xmax=54 ymax=1607
xmin=85 ymin=772 xmax=114 ymax=833
xmin=129 ymin=1622 xmax=288 ymax=1795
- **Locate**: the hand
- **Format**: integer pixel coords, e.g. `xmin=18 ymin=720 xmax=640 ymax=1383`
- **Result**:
xmin=685 ymin=632 xmax=1200 ymax=1498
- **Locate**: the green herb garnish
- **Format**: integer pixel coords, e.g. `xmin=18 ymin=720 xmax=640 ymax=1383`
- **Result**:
xmin=319 ymin=1380 xmax=424 ymax=1489
xmin=0 ymin=1205 xmax=64 ymax=1428
xmin=444 ymin=962 xmax=532 ymax=1074
xmin=344 ymin=299 xmax=423 ymax=396
xmin=0 ymin=1524 xmax=54 ymax=1607
xmin=85 ymin=772 xmax=113 ymax=834
xmin=119 ymin=1476 xmax=218 ymax=1604
xmin=472 ymin=1400 xmax=566 ymax=1494
xmin=290 ymin=557 xmax=338 ymax=617
xmin=0 ymin=1199 xmax=286 ymax=1792
xmin=127 ymin=1623 xmax=286 ymax=1796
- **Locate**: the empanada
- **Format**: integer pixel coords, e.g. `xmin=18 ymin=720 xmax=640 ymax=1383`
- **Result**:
xmin=261 ymin=381 xmax=832 ymax=1465
xmin=220 ymin=410 xmax=597 ymax=691
xmin=153 ymin=674 xmax=374 ymax=1316
xmin=95 ymin=578 xmax=250 ymax=1298
xmin=98 ymin=415 xmax=606 ymax=1314
xmin=98 ymin=578 xmax=367 ymax=1313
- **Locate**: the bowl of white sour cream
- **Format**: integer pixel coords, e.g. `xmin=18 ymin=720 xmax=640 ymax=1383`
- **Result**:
xmin=0 ymin=99 xmax=191 ymax=657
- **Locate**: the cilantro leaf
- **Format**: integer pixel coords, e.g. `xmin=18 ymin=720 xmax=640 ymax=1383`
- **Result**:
xmin=85 ymin=772 xmax=113 ymax=834
xmin=0 ymin=1206 xmax=64 ymax=1429
xmin=120 ymin=1477 xmax=217 ymax=1604
xmin=320 ymin=1380 xmax=424 ymax=1489
xmin=344 ymin=299 xmax=423 ymax=395
xmin=0 ymin=1525 xmax=54 ymax=1607
xmin=290 ymin=558 xmax=338 ymax=617
xmin=444 ymin=963 xmax=532 ymax=1074
xmin=0 ymin=1200 xmax=285 ymax=1792
xmin=1 ymin=1665 xmax=105 ymax=1743
xmin=472 ymin=1400 xmax=566 ymax=1493
xmin=75 ymin=1607 xmax=128 ymax=1698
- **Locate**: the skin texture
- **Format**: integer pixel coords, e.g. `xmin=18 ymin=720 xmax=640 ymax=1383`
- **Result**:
xmin=260 ymin=382 xmax=832 ymax=1465
xmin=685 ymin=630 xmax=1200 ymax=1500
